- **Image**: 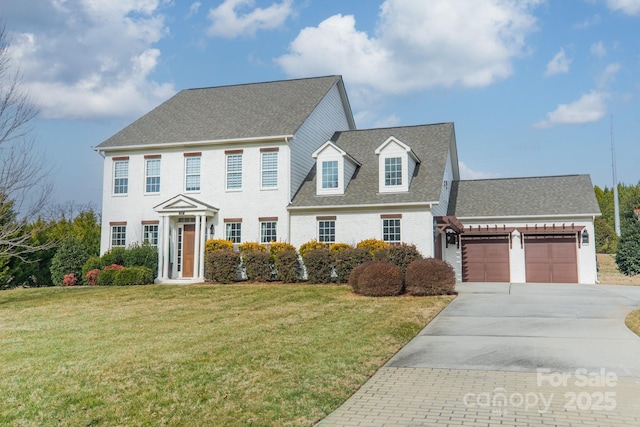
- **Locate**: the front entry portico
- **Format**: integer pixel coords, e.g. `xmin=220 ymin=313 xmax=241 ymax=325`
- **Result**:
xmin=154 ymin=194 xmax=218 ymax=283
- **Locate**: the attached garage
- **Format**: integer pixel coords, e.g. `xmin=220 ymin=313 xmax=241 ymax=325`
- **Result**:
xmin=461 ymin=235 xmax=510 ymax=282
xmin=524 ymin=234 xmax=578 ymax=283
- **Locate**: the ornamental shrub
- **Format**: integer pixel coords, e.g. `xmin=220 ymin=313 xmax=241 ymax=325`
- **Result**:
xmin=82 ymin=256 xmax=104 ymax=280
xmin=123 ymin=243 xmax=158 ymax=277
xmin=353 ymin=260 xmax=403 ymax=297
xmin=299 ymin=240 xmax=328 ymax=258
xmin=335 ymin=247 xmax=372 ymax=284
xmin=275 ymin=249 xmax=301 ymax=283
xmin=348 ymin=260 xmax=374 ymax=294
xmin=383 ymin=243 xmax=423 ymax=275
xmin=96 ymin=264 xmax=124 ymax=286
xmin=243 ymin=250 xmax=272 ymax=282
xmin=269 ymin=242 xmax=296 ymax=259
xmin=329 ymin=243 xmax=352 ymax=254
xmin=101 ymin=247 xmax=127 ymax=266
xmin=356 ymin=238 xmax=390 ymax=257
xmin=303 ymin=248 xmax=334 ymax=284
xmin=405 ymin=258 xmax=456 ymax=296
xmin=239 ymin=241 xmax=266 ymax=255
xmin=205 ymin=250 xmax=240 ymax=284
xmin=62 ymin=273 xmax=77 ymax=287
xmin=85 ymin=268 xmax=100 ymax=286
xmin=205 ymin=239 xmax=234 ymax=253
xmin=114 ymin=266 xmax=154 ymax=286
xmin=616 ymin=219 xmax=640 ymax=276
xmin=50 ymin=237 xmax=89 ymax=286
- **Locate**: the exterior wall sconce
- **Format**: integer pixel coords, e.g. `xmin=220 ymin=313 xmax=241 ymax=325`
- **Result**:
xmin=582 ymin=229 xmax=589 ymax=245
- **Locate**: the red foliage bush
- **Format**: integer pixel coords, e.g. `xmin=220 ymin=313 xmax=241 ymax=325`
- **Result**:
xmin=62 ymin=273 xmax=77 ymax=287
xmin=85 ymin=269 xmax=101 ymax=286
xmin=405 ymin=258 xmax=456 ymax=296
xmin=351 ymin=260 xmax=403 ymax=297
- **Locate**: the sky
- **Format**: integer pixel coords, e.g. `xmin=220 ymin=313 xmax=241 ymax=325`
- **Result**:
xmin=1 ymin=0 xmax=639 ymax=211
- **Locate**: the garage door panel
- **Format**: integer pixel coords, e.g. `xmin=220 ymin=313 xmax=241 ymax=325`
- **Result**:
xmin=462 ymin=237 xmax=510 ymax=282
xmin=524 ymin=235 xmax=577 ymax=283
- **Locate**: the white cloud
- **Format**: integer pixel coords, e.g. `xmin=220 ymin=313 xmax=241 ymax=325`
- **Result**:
xmin=187 ymin=2 xmax=202 ymax=18
xmin=604 ymin=0 xmax=640 ymax=15
xmin=597 ymin=62 xmax=621 ymax=88
xmin=534 ymin=92 xmax=608 ymax=128
xmin=6 ymin=0 xmax=175 ymax=120
xmin=573 ymin=14 xmax=601 ymax=29
xmin=591 ymin=41 xmax=607 ymax=57
xmin=277 ymin=0 xmax=541 ymax=107
xmin=207 ymin=0 xmax=293 ymax=38
xmin=544 ymin=49 xmax=571 ymax=76
xmin=458 ymin=162 xmax=501 ymax=180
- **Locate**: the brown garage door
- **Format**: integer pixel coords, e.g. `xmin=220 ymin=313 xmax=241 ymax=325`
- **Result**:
xmin=461 ymin=235 xmax=510 ymax=282
xmin=524 ymin=234 xmax=577 ymax=283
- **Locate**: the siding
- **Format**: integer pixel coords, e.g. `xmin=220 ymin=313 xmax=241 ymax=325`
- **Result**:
xmin=290 ymin=84 xmax=353 ymax=200
xmin=432 ymin=150 xmax=453 ymax=217
xmin=344 ymin=158 xmax=358 ymax=190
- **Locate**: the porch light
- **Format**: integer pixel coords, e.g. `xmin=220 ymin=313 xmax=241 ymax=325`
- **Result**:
xmin=582 ymin=229 xmax=589 ymax=245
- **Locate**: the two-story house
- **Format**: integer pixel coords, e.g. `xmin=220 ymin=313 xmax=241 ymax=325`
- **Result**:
xmin=95 ymin=75 xmax=600 ymax=284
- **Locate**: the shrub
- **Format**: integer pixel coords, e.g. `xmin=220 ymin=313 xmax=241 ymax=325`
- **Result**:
xmin=82 ymin=256 xmax=104 ymax=280
xmin=269 ymin=242 xmax=296 ymax=259
xmin=85 ymin=268 xmax=100 ymax=286
xmin=356 ymin=238 xmax=389 ymax=257
xmin=114 ymin=266 xmax=154 ymax=286
xmin=275 ymin=249 xmax=301 ymax=283
xmin=239 ymin=242 xmax=266 ymax=255
xmin=329 ymin=243 xmax=352 ymax=254
xmin=243 ymin=250 xmax=272 ymax=282
xmin=348 ymin=260 xmax=374 ymax=293
xmin=101 ymin=247 xmax=127 ymax=266
xmin=385 ymin=244 xmax=423 ymax=274
xmin=62 ymin=273 xmax=77 ymax=287
xmin=96 ymin=264 xmax=124 ymax=286
xmin=50 ymin=237 xmax=89 ymax=286
xmin=299 ymin=240 xmax=328 ymax=258
xmin=205 ymin=239 xmax=234 ymax=253
xmin=405 ymin=258 xmax=456 ymax=296
xmin=205 ymin=250 xmax=240 ymax=284
xmin=335 ymin=247 xmax=372 ymax=284
xmin=353 ymin=260 xmax=403 ymax=297
xmin=616 ymin=220 xmax=640 ymax=276
xmin=123 ymin=243 xmax=158 ymax=277
xmin=303 ymin=248 xmax=334 ymax=284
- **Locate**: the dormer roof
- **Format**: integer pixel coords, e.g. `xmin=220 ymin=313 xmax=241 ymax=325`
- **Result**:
xmin=312 ymin=141 xmax=361 ymax=165
xmin=374 ymin=136 xmax=421 ymax=164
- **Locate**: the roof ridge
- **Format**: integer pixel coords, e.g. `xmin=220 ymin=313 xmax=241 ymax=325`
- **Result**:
xmin=459 ymin=174 xmax=588 ymax=183
xmin=182 ymin=75 xmax=341 ymax=92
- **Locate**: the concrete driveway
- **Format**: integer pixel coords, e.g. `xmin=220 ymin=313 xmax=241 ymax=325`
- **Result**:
xmin=319 ymin=283 xmax=640 ymax=426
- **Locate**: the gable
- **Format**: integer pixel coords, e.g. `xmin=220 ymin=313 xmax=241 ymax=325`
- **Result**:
xmin=154 ymin=194 xmax=219 ymax=214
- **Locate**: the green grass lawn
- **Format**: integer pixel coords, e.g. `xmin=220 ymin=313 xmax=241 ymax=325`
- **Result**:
xmin=0 ymin=284 xmax=452 ymax=426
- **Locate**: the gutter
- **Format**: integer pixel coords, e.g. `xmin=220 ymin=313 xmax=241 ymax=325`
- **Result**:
xmin=288 ymin=201 xmax=438 ymax=212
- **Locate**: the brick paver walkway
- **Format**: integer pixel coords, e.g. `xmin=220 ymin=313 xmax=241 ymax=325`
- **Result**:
xmin=319 ymin=367 xmax=640 ymax=426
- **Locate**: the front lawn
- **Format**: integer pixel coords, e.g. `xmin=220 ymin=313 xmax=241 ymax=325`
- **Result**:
xmin=0 ymin=284 xmax=451 ymax=426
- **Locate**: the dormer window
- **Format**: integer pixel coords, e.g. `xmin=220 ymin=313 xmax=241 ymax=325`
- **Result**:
xmin=385 ymin=157 xmax=402 ymax=186
xmin=313 ymin=141 xmax=360 ymax=196
xmin=322 ymin=160 xmax=339 ymax=189
xmin=375 ymin=136 xmax=420 ymax=193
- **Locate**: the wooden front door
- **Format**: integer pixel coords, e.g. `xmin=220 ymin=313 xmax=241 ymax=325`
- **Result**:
xmin=182 ymin=224 xmax=195 ymax=278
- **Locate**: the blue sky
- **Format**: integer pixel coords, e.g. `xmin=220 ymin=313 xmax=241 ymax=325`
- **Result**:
xmin=1 ymin=0 xmax=639 ymax=210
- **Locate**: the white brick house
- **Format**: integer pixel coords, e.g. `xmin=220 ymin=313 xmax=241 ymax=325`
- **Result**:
xmin=95 ymin=76 xmax=600 ymax=284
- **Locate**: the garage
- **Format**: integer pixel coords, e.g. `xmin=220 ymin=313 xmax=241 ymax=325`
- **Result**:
xmin=524 ymin=234 xmax=578 ymax=283
xmin=461 ymin=235 xmax=510 ymax=282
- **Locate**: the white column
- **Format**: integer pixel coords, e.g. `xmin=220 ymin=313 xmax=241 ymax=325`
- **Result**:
xmin=193 ymin=215 xmax=201 ymax=281
xmin=199 ymin=215 xmax=207 ymax=279
xmin=162 ymin=215 xmax=170 ymax=280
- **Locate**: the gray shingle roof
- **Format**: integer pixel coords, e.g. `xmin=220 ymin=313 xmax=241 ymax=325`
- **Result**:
xmin=449 ymin=175 xmax=601 ymax=218
xmin=290 ymin=123 xmax=454 ymax=207
xmin=96 ymin=75 xmax=345 ymax=149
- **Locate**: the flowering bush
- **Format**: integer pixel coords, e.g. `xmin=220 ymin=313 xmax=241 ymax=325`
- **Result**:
xmin=205 ymin=239 xmax=234 ymax=253
xmin=85 ymin=269 xmax=101 ymax=286
xmin=356 ymin=239 xmax=389 ymax=257
xmin=62 ymin=273 xmax=77 ymax=287
xmin=238 ymin=241 xmax=266 ymax=254
xmin=299 ymin=240 xmax=328 ymax=258
xmin=329 ymin=243 xmax=352 ymax=254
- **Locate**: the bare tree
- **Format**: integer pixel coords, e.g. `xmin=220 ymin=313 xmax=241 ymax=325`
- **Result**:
xmin=0 ymin=25 xmax=54 ymax=260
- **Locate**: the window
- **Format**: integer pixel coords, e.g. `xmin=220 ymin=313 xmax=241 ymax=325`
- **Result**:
xmin=143 ymin=224 xmax=159 ymax=246
xmin=185 ymin=156 xmax=201 ymax=191
xmin=145 ymin=158 xmax=161 ymax=193
xmin=226 ymin=153 xmax=243 ymax=190
xmin=321 ymin=160 xmax=338 ymax=189
xmin=111 ymin=225 xmax=127 ymax=247
xmin=318 ymin=220 xmax=335 ymax=243
xmin=260 ymin=221 xmax=277 ymax=243
xmin=383 ymin=219 xmax=401 ymax=244
xmin=225 ymin=222 xmax=242 ymax=243
xmin=385 ymin=157 xmax=402 ymax=186
xmin=261 ymin=151 xmax=278 ymax=188
xmin=113 ymin=159 xmax=129 ymax=194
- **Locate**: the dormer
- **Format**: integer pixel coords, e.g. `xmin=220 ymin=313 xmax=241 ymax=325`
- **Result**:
xmin=312 ymin=141 xmax=360 ymax=195
xmin=375 ymin=136 xmax=420 ymax=193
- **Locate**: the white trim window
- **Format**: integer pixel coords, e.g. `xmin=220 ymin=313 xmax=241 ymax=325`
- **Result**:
xmin=321 ymin=160 xmax=339 ymax=189
xmin=143 ymin=224 xmax=159 ymax=246
xmin=382 ymin=218 xmax=401 ymax=244
xmin=185 ymin=155 xmax=201 ymax=192
xmin=111 ymin=224 xmax=127 ymax=247
xmin=113 ymin=159 xmax=129 ymax=195
xmin=384 ymin=157 xmax=402 ymax=187
xmin=318 ymin=219 xmax=335 ymax=244
xmin=145 ymin=158 xmax=161 ymax=193
xmin=261 ymin=151 xmax=278 ymax=189
xmin=260 ymin=221 xmax=277 ymax=243
xmin=226 ymin=152 xmax=243 ymax=190
xmin=225 ymin=222 xmax=242 ymax=243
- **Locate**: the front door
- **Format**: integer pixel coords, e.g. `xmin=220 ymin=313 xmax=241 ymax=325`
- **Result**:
xmin=182 ymin=224 xmax=195 ymax=278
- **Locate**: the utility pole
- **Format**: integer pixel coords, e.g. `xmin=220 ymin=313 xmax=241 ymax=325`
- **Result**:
xmin=611 ymin=115 xmax=621 ymax=236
